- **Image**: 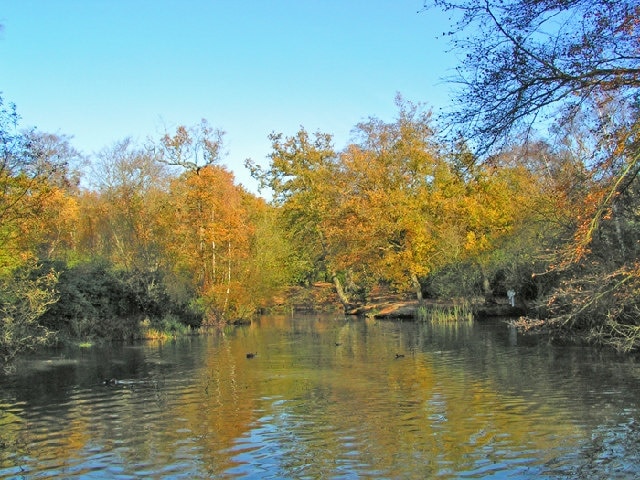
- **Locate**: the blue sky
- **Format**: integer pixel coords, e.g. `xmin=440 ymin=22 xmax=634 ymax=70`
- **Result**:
xmin=0 ymin=0 xmax=457 ymax=195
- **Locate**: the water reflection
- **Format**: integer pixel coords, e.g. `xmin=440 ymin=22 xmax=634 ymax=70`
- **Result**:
xmin=1 ymin=316 xmax=640 ymax=478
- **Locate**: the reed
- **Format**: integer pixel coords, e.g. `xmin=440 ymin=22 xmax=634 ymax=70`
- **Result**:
xmin=416 ymin=301 xmax=474 ymax=323
xmin=140 ymin=315 xmax=192 ymax=340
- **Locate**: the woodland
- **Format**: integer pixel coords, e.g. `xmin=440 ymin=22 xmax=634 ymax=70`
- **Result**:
xmin=1 ymin=0 xmax=639 ymax=365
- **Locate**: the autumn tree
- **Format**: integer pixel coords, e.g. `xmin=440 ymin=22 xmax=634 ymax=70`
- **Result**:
xmin=425 ymin=0 xmax=640 ymax=265
xmin=0 ymin=98 xmax=79 ymax=270
xmin=0 ymin=97 xmax=80 ymax=365
xmin=425 ymin=0 xmax=640 ymax=253
xmin=462 ymin=141 xmax=572 ymax=299
xmin=157 ymin=122 xmax=256 ymax=323
xmin=330 ymin=98 xmax=445 ymax=301
xmin=335 ymin=99 xmax=551 ymax=303
xmin=90 ymin=138 xmax=170 ymax=272
xmin=246 ymin=128 xmax=344 ymax=298
xmin=426 ymin=0 xmax=640 ymax=349
xmin=14 ymin=131 xmax=83 ymax=263
xmin=252 ymin=99 xmax=499 ymax=306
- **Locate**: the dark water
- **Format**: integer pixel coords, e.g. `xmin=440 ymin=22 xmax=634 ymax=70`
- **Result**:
xmin=1 ymin=315 xmax=640 ymax=479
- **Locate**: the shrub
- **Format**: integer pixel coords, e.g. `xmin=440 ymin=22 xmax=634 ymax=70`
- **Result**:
xmin=0 ymin=263 xmax=59 ymax=368
xmin=40 ymin=260 xmax=198 ymax=341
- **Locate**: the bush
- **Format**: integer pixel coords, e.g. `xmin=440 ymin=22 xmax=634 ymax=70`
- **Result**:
xmin=40 ymin=260 xmax=198 ymax=341
xmin=0 ymin=263 xmax=59 ymax=368
xmin=518 ymin=263 xmax=640 ymax=352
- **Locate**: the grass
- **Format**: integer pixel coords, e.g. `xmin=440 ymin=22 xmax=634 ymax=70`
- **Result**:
xmin=417 ymin=301 xmax=474 ymax=323
xmin=139 ymin=315 xmax=193 ymax=340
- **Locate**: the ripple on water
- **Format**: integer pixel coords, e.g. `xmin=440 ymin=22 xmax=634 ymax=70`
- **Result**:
xmin=2 ymin=318 xmax=640 ymax=479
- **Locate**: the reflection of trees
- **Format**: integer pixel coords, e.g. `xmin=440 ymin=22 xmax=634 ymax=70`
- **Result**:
xmin=0 ymin=317 xmax=638 ymax=477
xmin=223 ymin=319 xmax=582 ymax=478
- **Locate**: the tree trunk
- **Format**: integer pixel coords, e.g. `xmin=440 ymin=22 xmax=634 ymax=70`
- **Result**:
xmin=222 ymin=240 xmax=231 ymax=316
xmin=331 ymin=272 xmax=351 ymax=310
xmin=612 ymin=201 xmax=626 ymax=259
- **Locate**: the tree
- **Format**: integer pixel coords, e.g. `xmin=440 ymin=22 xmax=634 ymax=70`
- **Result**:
xmin=426 ymin=0 xmax=640 ymax=152
xmin=18 ymin=132 xmax=83 ymax=263
xmin=90 ymin=138 xmax=170 ymax=272
xmin=0 ymin=98 xmax=77 ymax=270
xmin=247 ymin=128 xmax=340 ymax=288
xmin=156 ymin=122 xmax=257 ymax=323
xmin=425 ymin=0 xmax=640 ymax=351
xmin=155 ymin=120 xmax=225 ymax=173
xmin=330 ymin=97 xmax=443 ymax=300
xmin=0 ymin=98 xmax=78 ymax=365
xmin=0 ymin=262 xmax=58 ymax=369
xmin=245 ymin=200 xmax=301 ymax=306
xmin=463 ymin=141 xmax=569 ymax=297
xmin=425 ymin=0 xmax=640 ymax=259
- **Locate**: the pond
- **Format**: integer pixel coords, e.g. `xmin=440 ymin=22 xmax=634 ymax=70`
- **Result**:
xmin=1 ymin=315 xmax=640 ymax=479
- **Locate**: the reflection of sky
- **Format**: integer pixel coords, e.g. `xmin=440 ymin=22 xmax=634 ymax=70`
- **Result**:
xmin=1 ymin=317 xmax=640 ymax=478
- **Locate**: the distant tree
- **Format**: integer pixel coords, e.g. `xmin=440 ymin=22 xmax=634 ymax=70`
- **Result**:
xmin=90 ymin=138 xmax=170 ymax=272
xmin=155 ymin=120 xmax=225 ymax=173
xmin=245 ymin=201 xmax=300 ymax=304
xmin=247 ymin=128 xmax=339 ymax=285
xmin=0 ymin=98 xmax=69 ymax=268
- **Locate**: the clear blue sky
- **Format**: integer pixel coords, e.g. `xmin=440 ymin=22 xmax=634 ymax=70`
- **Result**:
xmin=0 ymin=0 xmax=457 ymax=194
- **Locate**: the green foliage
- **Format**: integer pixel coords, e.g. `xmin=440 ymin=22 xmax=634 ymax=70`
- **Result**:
xmin=140 ymin=314 xmax=192 ymax=340
xmin=0 ymin=262 xmax=59 ymax=368
xmin=39 ymin=260 xmax=135 ymax=339
xmin=247 ymin=128 xmax=338 ymax=286
xmin=40 ymin=260 xmax=198 ymax=341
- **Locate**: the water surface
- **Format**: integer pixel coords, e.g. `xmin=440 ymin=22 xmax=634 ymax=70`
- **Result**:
xmin=1 ymin=315 xmax=640 ymax=478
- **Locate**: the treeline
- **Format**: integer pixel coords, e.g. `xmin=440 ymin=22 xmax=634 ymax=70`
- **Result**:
xmin=248 ymin=96 xmax=640 ymax=355
xmin=2 ymin=0 xmax=639 ymax=362
xmin=2 ymin=88 xmax=638 ymax=362
xmin=0 ymin=108 xmax=288 ymax=364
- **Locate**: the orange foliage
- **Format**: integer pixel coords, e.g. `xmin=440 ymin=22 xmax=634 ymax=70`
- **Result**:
xmin=162 ymin=165 xmax=254 ymax=322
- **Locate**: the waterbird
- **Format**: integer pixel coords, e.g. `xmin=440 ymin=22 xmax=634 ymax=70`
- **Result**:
xmin=103 ymin=378 xmax=118 ymax=385
xmin=246 ymin=352 xmax=257 ymax=359
xmin=395 ymin=353 xmax=405 ymax=359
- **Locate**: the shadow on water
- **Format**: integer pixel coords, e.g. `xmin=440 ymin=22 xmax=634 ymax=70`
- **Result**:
xmin=1 ymin=315 xmax=640 ymax=478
